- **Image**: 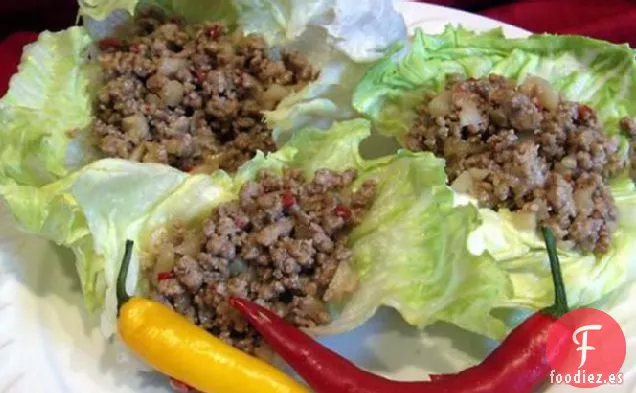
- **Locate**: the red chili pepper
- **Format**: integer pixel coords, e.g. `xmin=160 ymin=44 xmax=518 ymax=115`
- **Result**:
xmin=282 ymin=190 xmax=296 ymax=208
xmin=97 ymin=37 xmax=122 ymax=50
xmin=230 ymin=227 xmax=573 ymax=393
xmin=157 ymin=271 xmax=175 ymax=281
xmin=335 ymin=206 xmax=351 ymax=218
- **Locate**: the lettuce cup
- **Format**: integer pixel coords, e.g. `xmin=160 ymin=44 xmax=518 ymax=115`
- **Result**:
xmin=0 ymin=0 xmax=406 ymax=186
xmin=344 ymin=25 xmax=636 ymax=338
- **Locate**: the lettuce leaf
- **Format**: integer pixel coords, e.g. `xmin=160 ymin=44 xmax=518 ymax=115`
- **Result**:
xmin=1 ymin=0 xmax=406 ymax=187
xmin=78 ymin=0 xmax=138 ymax=21
xmin=81 ymin=0 xmax=407 ymax=142
xmin=354 ymin=25 xmax=636 ymax=141
xmin=352 ymin=24 xmax=636 ymax=322
xmin=0 ymin=27 xmax=96 ymax=186
xmin=0 ymin=119 xmax=514 ymax=340
xmin=0 ymin=159 xmax=234 ymax=336
xmin=81 ymin=0 xmax=405 ymax=62
xmin=78 ymin=0 xmax=238 ymax=24
xmin=82 ymin=0 xmax=239 ymax=38
xmin=468 ymin=177 xmax=636 ymax=310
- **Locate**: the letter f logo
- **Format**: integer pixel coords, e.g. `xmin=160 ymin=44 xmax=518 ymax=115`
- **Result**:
xmin=572 ymin=324 xmax=603 ymax=368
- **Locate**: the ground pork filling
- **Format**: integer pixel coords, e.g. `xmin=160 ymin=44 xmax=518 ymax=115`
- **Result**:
xmin=406 ymin=73 xmax=630 ymax=254
xmin=92 ymin=8 xmax=318 ymax=173
xmin=144 ymin=168 xmax=377 ymax=359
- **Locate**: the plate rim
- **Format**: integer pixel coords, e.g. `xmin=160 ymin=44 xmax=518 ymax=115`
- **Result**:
xmin=2 ymin=2 xmax=634 ymax=393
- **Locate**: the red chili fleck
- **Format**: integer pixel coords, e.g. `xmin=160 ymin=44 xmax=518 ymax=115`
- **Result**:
xmin=578 ymin=104 xmax=593 ymax=119
xmin=169 ymin=378 xmax=194 ymax=393
xmin=157 ymin=271 xmax=175 ymax=281
xmin=452 ymin=86 xmax=466 ymax=95
xmin=282 ymin=190 xmax=296 ymax=208
xmin=97 ymin=38 xmax=122 ymax=50
xmin=210 ymin=24 xmax=222 ymax=39
xmin=335 ymin=206 xmax=351 ymax=218
xmin=196 ymin=70 xmax=207 ymax=84
xmin=129 ymin=43 xmax=141 ymax=53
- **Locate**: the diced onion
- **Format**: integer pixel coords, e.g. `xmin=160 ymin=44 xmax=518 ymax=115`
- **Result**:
xmin=520 ymin=75 xmax=559 ymax=112
xmin=158 ymin=58 xmax=188 ymax=76
xmin=451 ymin=171 xmax=474 ymax=194
xmin=451 ymin=168 xmax=489 ymax=194
xmin=162 ymin=80 xmax=184 ymax=106
xmin=323 ymin=260 xmax=358 ymax=303
xmin=174 ymin=229 xmax=201 ymax=256
xmin=458 ymin=101 xmax=482 ymax=127
xmin=121 ymin=114 xmax=149 ymax=142
xmin=428 ymin=90 xmax=452 ymax=117
xmin=260 ymin=84 xmax=289 ymax=110
xmin=129 ymin=144 xmax=146 ymax=162
xmin=510 ymin=210 xmax=537 ymax=231
xmin=574 ymin=186 xmax=595 ymax=215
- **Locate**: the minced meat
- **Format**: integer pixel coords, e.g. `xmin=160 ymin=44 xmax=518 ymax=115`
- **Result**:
xmin=92 ymin=8 xmax=318 ymax=173
xmin=144 ymin=168 xmax=377 ymax=358
xmin=406 ymin=73 xmax=627 ymax=254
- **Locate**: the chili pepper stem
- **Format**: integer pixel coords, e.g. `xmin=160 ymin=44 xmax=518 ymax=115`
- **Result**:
xmin=541 ymin=227 xmax=568 ymax=318
xmin=116 ymin=239 xmax=134 ymax=316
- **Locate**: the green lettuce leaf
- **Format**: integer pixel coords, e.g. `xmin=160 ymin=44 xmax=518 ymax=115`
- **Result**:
xmin=0 ymin=27 xmax=96 ymax=186
xmin=82 ymin=0 xmax=238 ymax=38
xmin=476 ymin=175 xmax=636 ymax=306
xmin=0 ymin=159 xmax=234 ymax=336
xmin=352 ymin=24 xmax=636 ymax=323
xmin=0 ymin=119 xmax=513 ymax=340
xmin=1 ymin=0 xmax=406 ymax=188
xmin=78 ymin=0 xmax=138 ymax=21
xmin=259 ymin=0 xmax=407 ymax=141
xmin=354 ymin=25 xmax=636 ymax=140
xmin=82 ymin=0 xmax=408 ymax=142
xmin=79 ymin=0 xmax=238 ymax=23
xmin=82 ymin=0 xmax=406 ymax=61
xmin=236 ymin=117 xmax=370 ymax=183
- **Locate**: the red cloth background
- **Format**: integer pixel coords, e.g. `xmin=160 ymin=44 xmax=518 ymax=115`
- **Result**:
xmin=1 ymin=0 xmax=635 ymax=95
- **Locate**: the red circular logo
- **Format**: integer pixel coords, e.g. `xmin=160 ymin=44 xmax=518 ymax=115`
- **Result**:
xmin=546 ymin=308 xmax=626 ymax=388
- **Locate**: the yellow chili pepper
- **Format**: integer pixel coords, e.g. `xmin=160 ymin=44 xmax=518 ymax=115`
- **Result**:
xmin=116 ymin=240 xmax=311 ymax=393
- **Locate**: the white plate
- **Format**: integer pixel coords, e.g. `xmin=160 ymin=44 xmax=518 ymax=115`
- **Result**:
xmin=1 ymin=2 xmax=635 ymax=393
